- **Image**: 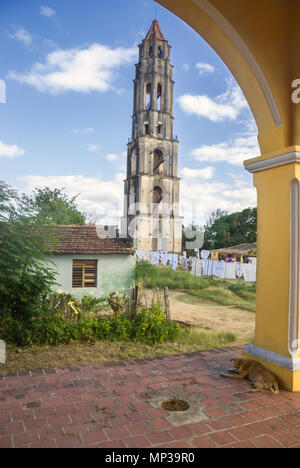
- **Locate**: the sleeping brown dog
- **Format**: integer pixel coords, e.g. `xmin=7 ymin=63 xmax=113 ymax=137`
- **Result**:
xmin=221 ymin=358 xmax=279 ymax=394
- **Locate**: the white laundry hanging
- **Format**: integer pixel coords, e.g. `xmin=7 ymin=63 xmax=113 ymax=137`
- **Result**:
xmin=170 ymin=254 xmax=178 ymax=271
xmin=200 ymin=259 xmax=207 ymax=275
xmin=136 ymin=250 xmax=143 ymax=260
xmin=207 ymin=259 xmax=213 ymax=276
xmin=166 ymin=253 xmax=173 ymax=267
xmin=213 ymin=261 xmax=224 ymax=278
xmin=201 ymin=250 xmax=210 ymax=260
xmin=242 ymin=263 xmax=256 ymax=282
xmin=225 ymin=262 xmax=236 ymax=279
xmin=212 ymin=260 xmax=217 ymax=276
xmin=181 ymin=258 xmax=188 ymax=271
xmin=152 ymin=251 xmax=160 ymax=266
xmin=160 ymin=251 xmax=168 ymax=266
xmin=150 ymin=251 xmax=156 ymax=265
xmin=235 ymin=262 xmax=243 ymax=278
xmin=144 ymin=251 xmax=151 ymax=262
xmin=195 ymin=258 xmax=202 ymax=277
xmin=190 ymin=257 xmax=197 ymax=276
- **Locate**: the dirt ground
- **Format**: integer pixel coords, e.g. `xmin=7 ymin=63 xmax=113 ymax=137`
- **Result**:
xmin=143 ymin=289 xmax=255 ymax=345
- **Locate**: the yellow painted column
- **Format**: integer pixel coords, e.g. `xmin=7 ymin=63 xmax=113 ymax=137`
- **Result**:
xmin=156 ymin=0 xmax=300 ymax=391
xmin=244 ymin=148 xmax=300 ymax=391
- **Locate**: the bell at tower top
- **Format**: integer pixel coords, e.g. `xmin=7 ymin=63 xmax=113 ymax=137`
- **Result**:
xmin=138 ymin=19 xmax=171 ymax=62
xmin=144 ymin=19 xmax=165 ymax=42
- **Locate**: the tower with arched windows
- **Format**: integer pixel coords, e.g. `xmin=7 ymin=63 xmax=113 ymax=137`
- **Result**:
xmin=122 ymin=20 xmax=182 ymax=253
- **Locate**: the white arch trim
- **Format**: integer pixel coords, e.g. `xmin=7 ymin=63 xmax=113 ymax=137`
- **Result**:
xmin=289 ymin=179 xmax=300 ymax=357
xmin=192 ymin=0 xmax=282 ymax=127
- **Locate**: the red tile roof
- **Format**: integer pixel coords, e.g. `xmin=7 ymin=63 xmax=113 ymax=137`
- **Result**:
xmin=145 ymin=20 xmax=165 ymax=41
xmin=45 ymin=225 xmax=134 ymax=255
xmin=211 ymin=243 xmax=257 ymax=254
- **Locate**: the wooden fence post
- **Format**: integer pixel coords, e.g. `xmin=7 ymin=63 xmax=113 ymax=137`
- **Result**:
xmin=164 ymin=287 xmax=170 ymax=320
xmin=134 ymin=285 xmax=138 ymax=314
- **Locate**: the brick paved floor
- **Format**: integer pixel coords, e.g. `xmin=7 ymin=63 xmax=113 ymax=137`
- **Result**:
xmin=0 ymin=345 xmax=299 ymax=448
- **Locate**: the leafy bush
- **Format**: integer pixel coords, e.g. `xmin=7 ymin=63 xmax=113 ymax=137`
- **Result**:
xmin=0 ymin=303 xmax=181 ymax=347
xmin=30 ymin=312 xmax=77 ymax=345
xmin=131 ymin=304 xmax=182 ymax=345
xmin=80 ymin=295 xmax=106 ymax=313
xmin=109 ymin=312 xmax=131 ymax=341
xmin=0 ymin=181 xmax=57 ymax=321
xmin=107 ymin=292 xmax=127 ymax=314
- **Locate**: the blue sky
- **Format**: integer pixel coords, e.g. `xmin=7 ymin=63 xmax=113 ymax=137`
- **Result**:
xmin=0 ymin=0 xmax=258 ymax=225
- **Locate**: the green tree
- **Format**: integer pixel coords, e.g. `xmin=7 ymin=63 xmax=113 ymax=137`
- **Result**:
xmin=23 ymin=187 xmax=86 ymax=225
xmin=0 ymin=181 xmax=57 ymax=320
xmin=203 ymin=207 xmax=257 ymax=250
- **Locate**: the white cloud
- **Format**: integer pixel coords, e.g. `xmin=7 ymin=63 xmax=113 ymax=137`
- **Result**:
xmin=227 ymin=172 xmax=250 ymax=188
xmin=0 ymin=140 xmax=25 ymax=158
xmin=71 ymin=127 xmax=95 ymax=134
xmin=9 ymin=27 xmax=33 ymax=46
xmin=180 ymin=119 xmax=258 ymax=223
xmin=181 ymin=166 xmax=214 ymax=180
xmin=191 ymin=134 xmax=259 ymax=166
xmin=182 ymin=63 xmax=190 ymax=72
xmin=180 ymin=179 xmax=256 ymax=225
xmin=217 ymin=81 xmax=248 ymax=112
xmin=106 ymin=153 xmax=119 ymax=161
xmin=42 ymin=38 xmax=58 ymax=49
xmin=118 ymin=163 xmax=126 ymax=173
xmin=40 ymin=6 xmax=56 ymax=17
xmin=178 ymin=79 xmax=248 ymax=122
xmin=8 ymin=43 xmax=138 ymax=94
xmin=18 ymin=174 xmax=124 ymax=224
xmin=86 ymin=144 xmax=100 ymax=152
xmin=17 ymin=165 xmax=257 ymax=228
xmin=196 ymin=62 xmax=215 ymax=75
xmin=178 ymin=94 xmax=236 ymax=122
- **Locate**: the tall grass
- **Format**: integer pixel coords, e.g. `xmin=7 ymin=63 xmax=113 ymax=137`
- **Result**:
xmin=136 ymin=260 xmax=214 ymax=290
xmin=180 ymin=328 xmax=236 ymax=348
xmin=136 ymin=260 xmax=256 ymax=312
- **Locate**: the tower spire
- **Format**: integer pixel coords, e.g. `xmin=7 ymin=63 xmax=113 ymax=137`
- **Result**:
xmin=144 ymin=19 xmax=165 ymax=41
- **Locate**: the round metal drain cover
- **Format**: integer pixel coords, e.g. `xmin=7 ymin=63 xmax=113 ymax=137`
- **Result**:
xmin=161 ymin=399 xmax=190 ymax=412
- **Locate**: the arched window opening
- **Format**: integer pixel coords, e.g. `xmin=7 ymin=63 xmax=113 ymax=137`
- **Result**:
xmin=157 ymin=84 xmax=162 ymax=111
xmin=157 ymin=123 xmax=162 ymax=135
xmin=144 ymin=123 xmax=149 ymax=135
xmin=149 ymin=47 xmax=153 ymax=58
xmin=145 ymin=83 xmax=151 ymax=110
xmin=153 ymin=186 xmax=163 ymax=204
xmin=131 ymin=151 xmax=137 ymax=176
xmin=158 ymin=46 xmax=163 ymax=58
xmin=153 ymin=149 xmax=164 ymax=175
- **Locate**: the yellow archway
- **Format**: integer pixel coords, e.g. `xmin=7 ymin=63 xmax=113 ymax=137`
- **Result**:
xmin=156 ymin=0 xmax=300 ymax=391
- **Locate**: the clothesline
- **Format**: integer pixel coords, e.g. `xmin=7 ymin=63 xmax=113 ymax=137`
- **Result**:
xmin=136 ymin=250 xmax=256 ymax=282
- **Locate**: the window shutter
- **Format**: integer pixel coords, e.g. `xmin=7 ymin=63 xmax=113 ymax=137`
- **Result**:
xmin=72 ymin=260 xmax=97 ymax=288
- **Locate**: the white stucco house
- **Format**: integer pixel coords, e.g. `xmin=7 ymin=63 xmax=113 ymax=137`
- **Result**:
xmin=46 ymin=225 xmax=136 ymax=299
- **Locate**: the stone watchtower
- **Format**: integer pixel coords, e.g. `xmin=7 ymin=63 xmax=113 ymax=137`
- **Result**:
xmin=122 ymin=20 xmax=182 ymax=253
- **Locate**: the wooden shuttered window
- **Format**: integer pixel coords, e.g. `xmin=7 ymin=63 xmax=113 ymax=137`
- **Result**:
xmin=72 ymin=260 xmax=97 ymax=288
